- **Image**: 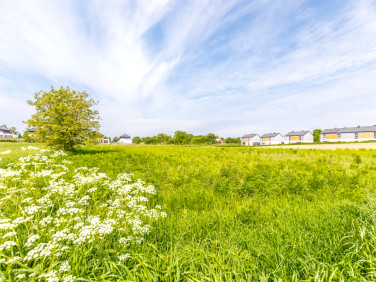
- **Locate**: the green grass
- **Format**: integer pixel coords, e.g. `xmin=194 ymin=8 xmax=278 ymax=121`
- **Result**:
xmin=2 ymin=144 xmax=376 ymax=280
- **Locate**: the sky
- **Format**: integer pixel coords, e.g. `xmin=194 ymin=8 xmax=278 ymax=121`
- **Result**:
xmin=1 ymin=0 xmax=376 ymax=138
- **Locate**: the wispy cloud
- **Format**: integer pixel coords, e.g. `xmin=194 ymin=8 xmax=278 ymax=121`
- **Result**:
xmin=0 ymin=0 xmax=375 ymax=137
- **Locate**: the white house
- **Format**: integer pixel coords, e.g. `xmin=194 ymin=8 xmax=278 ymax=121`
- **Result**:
xmin=0 ymin=126 xmax=15 ymax=139
xmin=119 ymin=133 xmax=132 ymax=144
xmin=284 ymin=130 xmax=314 ymax=144
xmin=261 ymin=133 xmax=284 ymax=145
xmin=241 ymin=134 xmax=261 ymax=146
xmin=321 ymin=125 xmax=376 ymax=142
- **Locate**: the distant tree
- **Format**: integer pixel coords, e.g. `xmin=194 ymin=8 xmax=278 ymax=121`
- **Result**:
xmin=22 ymin=131 xmax=35 ymax=143
xmin=132 ymin=136 xmax=142 ymax=144
xmin=172 ymin=131 xmax=193 ymax=144
xmin=112 ymin=136 xmax=120 ymax=143
xmin=9 ymin=127 xmax=18 ymax=135
xmin=313 ymin=129 xmax=322 ymax=143
xmin=191 ymin=135 xmax=208 ymax=144
xmin=26 ymin=86 xmax=101 ymax=150
xmin=225 ymin=137 xmax=240 ymax=144
xmin=156 ymin=133 xmax=172 ymax=144
xmin=206 ymin=133 xmax=218 ymax=144
xmin=143 ymin=136 xmax=158 ymax=144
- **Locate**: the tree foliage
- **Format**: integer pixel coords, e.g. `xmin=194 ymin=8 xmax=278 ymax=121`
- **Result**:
xmin=26 ymin=86 xmax=101 ymax=150
xmin=313 ymin=129 xmax=322 ymax=143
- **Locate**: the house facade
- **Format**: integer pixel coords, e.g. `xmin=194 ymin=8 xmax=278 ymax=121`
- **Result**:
xmin=241 ymin=134 xmax=261 ymax=146
xmin=0 ymin=127 xmax=14 ymax=139
xmin=284 ymin=130 xmax=314 ymax=144
xmin=321 ymin=125 xmax=376 ymax=142
xmin=119 ymin=133 xmax=132 ymax=144
xmin=261 ymin=133 xmax=284 ymax=145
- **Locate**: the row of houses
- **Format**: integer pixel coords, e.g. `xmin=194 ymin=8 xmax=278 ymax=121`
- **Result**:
xmin=241 ymin=131 xmax=313 ymax=146
xmin=321 ymin=125 xmax=376 ymax=142
xmin=242 ymin=125 xmax=376 ymax=146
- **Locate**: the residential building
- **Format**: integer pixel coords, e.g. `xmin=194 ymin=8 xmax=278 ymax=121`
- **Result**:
xmin=321 ymin=125 xmax=376 ymax=142
xmin=0 ymin=126 xmax=14 ymax=139
xmin=241 ymin=134 xmax=261 ymax=146
xmin=119 ymin=133 xmax=132 ymax=144
xmin=284 ymin=130 xmax=314 ymax=144
xmin=260 ymin=133 xmax=284 ymax=145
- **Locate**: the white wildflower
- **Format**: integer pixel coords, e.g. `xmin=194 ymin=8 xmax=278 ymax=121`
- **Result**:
xmin=0 ymin=240 xmax=17 ymax=251
xmin=25 ymin=234 xmax=40 ymax=247
xmin=0 ymin=150 xmax=11 ymax=154
xmin=63 ymin=275 xmax=76 ymax=282
xmin=2 ymin=231 xmax=17 ymax=239
xmin=118 ymin=253 xmax=130 ymax=261
xmin=59 ymin=261 xmax=71 ymax=272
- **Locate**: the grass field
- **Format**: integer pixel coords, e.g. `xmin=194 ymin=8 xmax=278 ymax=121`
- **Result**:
xmin=1 ymin=143 xmax=376 ymax=280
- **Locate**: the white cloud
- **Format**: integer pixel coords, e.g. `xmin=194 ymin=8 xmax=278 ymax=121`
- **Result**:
xmin=0 ymin=0 xmax=376 ymax=137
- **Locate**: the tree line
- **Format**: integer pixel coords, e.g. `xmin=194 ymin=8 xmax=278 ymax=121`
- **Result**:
xmin=120 ymin=131 xmax=241 ymax=145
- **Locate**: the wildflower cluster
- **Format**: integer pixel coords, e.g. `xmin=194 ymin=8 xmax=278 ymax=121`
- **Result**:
xmin=0 ymin=149 xmax=166 ymax=280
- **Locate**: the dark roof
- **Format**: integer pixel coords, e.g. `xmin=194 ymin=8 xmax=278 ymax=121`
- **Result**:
xmin=261 ymin=133 xmax=281 ymax=138
xmin=241 ymin=134 xmax=258 ymax=138
xmin=120 ymin=134 xmax=131 ymax=138
xmin=285 ymin=130 xmax=310 ymax=136
xmin=322 ymin=128 xmax=339 ymax=134
xmin=28 ymin=128 xmax=37 ymax=133
xmin=338 ymin=125 xmax=376 ymax=133
xmin=0 ymin=126 xmax=10 ymax=132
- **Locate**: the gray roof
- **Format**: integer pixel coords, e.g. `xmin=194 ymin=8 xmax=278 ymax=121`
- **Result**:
xmin=120 ymin=133 xmax=131 ymax=138
xmin=241 ymin=134 xmax=258 ymax=138
xmin=338 ymin=125 xmax=376 ymax=133
xmin=28 ymin=128 xmax=36 ymax=132
xmin=261 ymin=133 xmax=281 ymax=138
xmin=322 ymin=128 xmax=340 ymax=134
xmin=0 ymin=126 xmax=10 ymax=132
xmin=285 ymin=130 xmax=310 ymax=136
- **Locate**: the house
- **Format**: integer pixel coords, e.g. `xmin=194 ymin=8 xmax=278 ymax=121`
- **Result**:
xmin=119 ymin=133 xmax=132 ymax=144
xmin=28 ymin=128 xmax=37 ymax=134
xmin=216 ymin=138 xmax=225 ymax=144
xmin=260 ymin=133 xmax=284 ymax=145
xmin=0 ymin=126 xmax=14 ymax=139
xmin=284 ymin=130 xmax=313 ymax=144
xmin=241 ymin=134 xmax=261 ymax=146
xmin=321 ymin=125 xmax=376 ymax=142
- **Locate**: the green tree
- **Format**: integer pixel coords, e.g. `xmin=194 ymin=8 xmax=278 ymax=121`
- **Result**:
xmin=112 ymin=136 xmax=120 ymax=143
xmin=26 ymin=86 xmax=101 ymax=150
xmin=225 ymin=137 xmax=240 ymax=144
xmin=172 ymin=131 xmax=193 ymax=144
xmin=313 ymin=129 xmax=322 ymax=143
xmin=156 ymin=133 xmax=172 ymax=144
xmin=132 ymin=136 xmax=142 ymax=144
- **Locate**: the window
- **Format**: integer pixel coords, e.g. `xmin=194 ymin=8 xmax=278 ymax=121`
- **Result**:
xmin=355 ymin=133 xmax=358 ymax=139
xmin=338 ymin=133 xmax=341 ymax=140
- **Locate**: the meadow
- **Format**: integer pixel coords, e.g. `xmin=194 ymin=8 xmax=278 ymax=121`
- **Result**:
xmin=1 ymin=143 xmax=376 ymax=281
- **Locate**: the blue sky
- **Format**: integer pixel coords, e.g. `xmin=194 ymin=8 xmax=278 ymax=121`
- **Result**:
xmin=1 ymin=0 xmax=376 ymax=137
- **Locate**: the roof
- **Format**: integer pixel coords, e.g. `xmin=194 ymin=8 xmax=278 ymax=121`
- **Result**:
xmin=338 ymin=125 xmax=376 ymax=133
xmin=241 ymin=134 xmax=258 ymax=138
xmin=322 ymin=128 xmax=340 ymax=134
xmin=28 ymin=128 xmax=36 ymax=132
xmin=285 ymin=130 xmax=310 ymax=136
xmin=120 ymin=134 xmax=131 ymax=138
xmin=0 ymin=126 xmax=10 ymax=131
xmin=261 ymin=133 xmax=281 ymax=138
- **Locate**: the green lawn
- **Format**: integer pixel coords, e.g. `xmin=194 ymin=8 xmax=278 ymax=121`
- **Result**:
xmin=1 ymin=144 xmax=376 ymax=280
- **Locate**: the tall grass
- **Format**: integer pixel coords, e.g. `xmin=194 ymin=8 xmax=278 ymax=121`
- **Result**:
xmin=1 ymin=144 xmax=376 ymax=280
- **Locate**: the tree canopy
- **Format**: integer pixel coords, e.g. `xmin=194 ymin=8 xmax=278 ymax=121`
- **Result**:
xmin=26 ymin=86 xmax=101 ymax=150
